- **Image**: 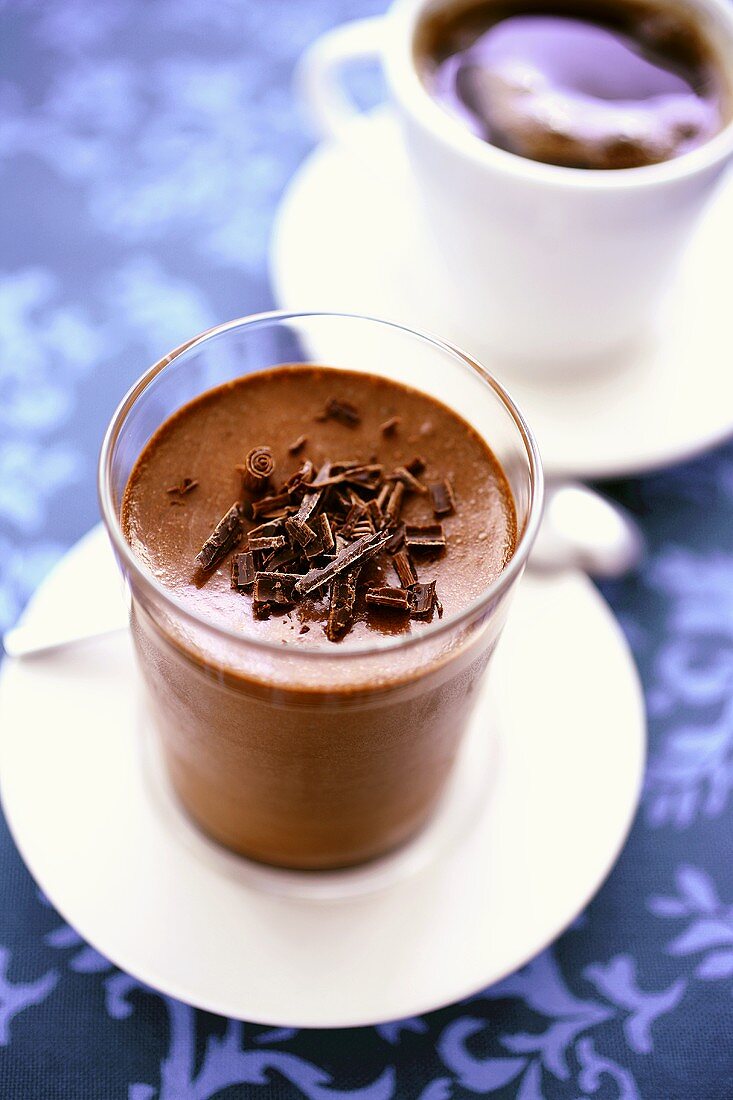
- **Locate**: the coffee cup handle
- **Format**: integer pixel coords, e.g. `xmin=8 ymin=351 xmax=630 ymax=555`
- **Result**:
xmin=296 ymin=17 xmax=385 ymax=145
xmin=529 ymin=483 xmax=645 ymax=578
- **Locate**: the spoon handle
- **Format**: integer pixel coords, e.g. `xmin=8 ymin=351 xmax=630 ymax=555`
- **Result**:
xmin=3 ymin=619 xmax=128 ymax=660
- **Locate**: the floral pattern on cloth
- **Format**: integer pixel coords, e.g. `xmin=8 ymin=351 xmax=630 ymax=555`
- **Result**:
xmin=1 ymin=0 xmax=733 ymax=1096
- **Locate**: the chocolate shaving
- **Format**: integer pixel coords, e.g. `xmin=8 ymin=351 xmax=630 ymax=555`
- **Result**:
xmin=299 ymin=624 xmax=310 ymax=635
xmin=366 ymin=499 xmax=383 ymax=528
xmin=326 ymin=570 xmax=359 ymax=642
xmin=311 ymin=467 xmax=343 ymax=489
xmin=429 ymin=479 xmax=455 ymax=517
xmin=294 ymin=529 xmax=392 ymax=597
xmin=251 ymin=492 xmax=292 ymax=519
xmin=167 ymin=477 xmax=199 ymax=496
xmin=340 ymin=502 xmax=367 ymax=539
xmin=231 ymin=551 xmax=256 ymax=591
xmin=305 ymin=514 xmax=335 ymax=559
xmin=389 ymin=466 xmax=427 ymax=494
xmin=262 ymin=544 xmax=300 ymax=572
xmin=366 ymin=586 xmax=410 ymax=612
xmin=376 ymin=483 xmax=391 ymax=512
xmin=253 ymin=572 xmax=300 ymax=605
xmin=330 ymin=459 xmax=363 ymax=474
xmin=351 ymin=520 xmax=375 ymax=539
xmin=408 ymin=581 xmax=437 ymax=620
xmin=242 ymin=447 xmax=274 ymax=494
xmin=295 ymin=492 xmax=321 ymax=526
xmin=195 ymin=503 xmax=243 ymax=572
xmin=393 ymin=549 xmax=418 ymax=587
xmin=308 ymin=462 xmax=382 ymax=490
xmin=247 ymin=520 xmax=286 ymax=551
xmin=283 ymin=460 xmax=315 ymax=497
xmin=285 ymin=517 xmax=316 ymax=548
xmin=380 ymin=416 xmax=401 ymax=436
xmin=405 ymin=523 xmax=446 ymax=554
xmin=385 ymin=481 xmax=405 ymax=521
xmin=248 ymin=534 xmax=287 ymax=552
xmin=295 ymin=462 xmax=331 ymax=525
xmin=384 ymin=524 xmax=406 ymax=553
xmin=345 ymin=464 xmax=383 ymax=489
xmin=198 ymin=427 xmax=458 ymax=641
xmin=249 ymin=519 xmax=284 ymax=537
xmin=331 ymin=488 xmax=354 ymax=515
xmin=288 ymin=434 xmax=308 ymax=455
xmin=320 ymin=397 xmax=361 ymax=427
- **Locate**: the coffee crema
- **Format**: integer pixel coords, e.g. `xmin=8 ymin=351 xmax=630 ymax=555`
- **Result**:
xmin=418 ymin=0 xmax=729 ymax=168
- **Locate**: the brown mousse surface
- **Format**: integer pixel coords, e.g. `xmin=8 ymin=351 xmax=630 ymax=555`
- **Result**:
xmin=122 ymin=365 xmax=517 ymax=649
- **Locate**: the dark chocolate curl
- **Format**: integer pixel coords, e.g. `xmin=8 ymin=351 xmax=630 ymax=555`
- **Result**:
xmin=242 ymin=447 xmax=274 ymax=493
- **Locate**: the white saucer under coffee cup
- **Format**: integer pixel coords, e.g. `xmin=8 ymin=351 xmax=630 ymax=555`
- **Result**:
xmin=298 ymin=0 xmax=733 ymax=372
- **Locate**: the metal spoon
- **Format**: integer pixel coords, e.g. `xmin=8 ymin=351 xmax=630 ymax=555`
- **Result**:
xmin=2 ymin=485 xmax=643 ymax=659
xmin=2 ymin=621 xmax=127 ymax=660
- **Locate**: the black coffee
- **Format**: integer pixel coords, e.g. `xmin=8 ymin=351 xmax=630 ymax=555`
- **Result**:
xmin=417 ymin=0 xmax=729 ymax=168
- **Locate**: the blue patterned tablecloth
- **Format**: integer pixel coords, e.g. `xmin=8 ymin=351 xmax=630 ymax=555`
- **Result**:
xmin=2 ymin=2 xmax=733 ymax=1097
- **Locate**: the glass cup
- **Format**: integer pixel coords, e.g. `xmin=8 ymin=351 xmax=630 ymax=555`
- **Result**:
xmin=99 ymin=312 xmax=543 ymax=870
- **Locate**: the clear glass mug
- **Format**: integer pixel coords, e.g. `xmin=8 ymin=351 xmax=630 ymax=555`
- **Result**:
xmin=99 ymin=312 xmax=543 ymax=870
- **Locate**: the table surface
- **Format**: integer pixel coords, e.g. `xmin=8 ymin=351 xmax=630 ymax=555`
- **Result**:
xmin=2 ymin=2 xmax=733 ymax=1097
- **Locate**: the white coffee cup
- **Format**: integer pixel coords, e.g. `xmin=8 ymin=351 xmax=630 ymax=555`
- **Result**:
xmin=298 ymin=0 xmax=733 ymax=372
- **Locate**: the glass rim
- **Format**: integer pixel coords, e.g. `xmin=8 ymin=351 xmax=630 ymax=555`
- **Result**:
xmin=98 ymin=309 xmax=544 ymax=660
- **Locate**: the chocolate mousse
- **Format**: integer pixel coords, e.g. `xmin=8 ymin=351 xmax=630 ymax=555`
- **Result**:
xmin=122 ymin=365 xmax=517 ymax=868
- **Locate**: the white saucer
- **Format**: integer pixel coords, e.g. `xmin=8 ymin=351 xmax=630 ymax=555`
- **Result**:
xmin=0 ymin=527 xmax=645 ymax=1027
xmin=271 ymin=111 xmax=733 ymax=480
